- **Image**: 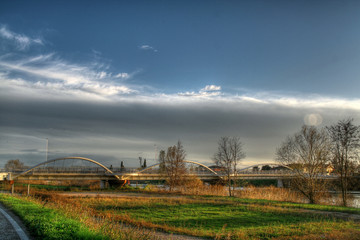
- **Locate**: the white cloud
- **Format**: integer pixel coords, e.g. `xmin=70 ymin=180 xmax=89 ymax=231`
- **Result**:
xmin=0 ymin=53 xmax=136 ymax=100
xmin=145 ymin=90 xmax=360 ymax=113
xmin=1 ymin=52 xmax=360 ymax=112
xmin=97 ymin=71 xmax=107 ymax=79
xmin=200 ymin=85 xmax=221 ymax=92
xmin=178 ymin=91 xmax=221 ymax=98
xmin=177 ymin=91 xmax=197 ymax=97
xmin=178 ymin=85 xmax=222 ymax=98
xmin=115 ymin=72 xmax=130 ymax=79
xmin=0 ymin=25 xmax=43 ymax=50
xmin=239 ymin=96 xmax=268 ymax=104
xmin=172 ymin=85 xmax=359 ymax=110
xmin=138 ymin=45 xmax=158 ymax=52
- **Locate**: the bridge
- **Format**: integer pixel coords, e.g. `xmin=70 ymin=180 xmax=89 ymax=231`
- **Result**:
xmin=0 ymin=156 xmax=302 ymax=187
xmin=6 ymin=156 xmax=343 ymax=190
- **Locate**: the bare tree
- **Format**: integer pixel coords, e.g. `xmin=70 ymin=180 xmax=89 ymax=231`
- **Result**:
xmin=276 ymin=125 xmax=330 ymax=204
xmin=327 ymin=118 xmax=360 ymax=206
xmin=164 ymin=141 xmax=187 ymax=191
xmin=158 ymin=150 xmax=166 ymax=173
xmin=213 ymin=136 xmax=246 ymax=196
xmin=5 ymin=159 xmax=26 ymax=171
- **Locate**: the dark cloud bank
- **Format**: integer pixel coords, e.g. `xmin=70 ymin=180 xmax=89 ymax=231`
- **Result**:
xmin=1 ymin=95 xmax=359 ymax=168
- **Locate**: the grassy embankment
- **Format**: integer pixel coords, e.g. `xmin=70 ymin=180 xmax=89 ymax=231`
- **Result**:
xmin=0 ymin=193 xmax=157 ymax=240
xmin=1 ymin=190 xmax=360 ymax=240
xmin=0 ymin=194 xmax=105 ymax=240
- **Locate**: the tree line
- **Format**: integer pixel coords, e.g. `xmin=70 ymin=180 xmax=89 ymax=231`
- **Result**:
xmin=156 ymin=137 xmax=246 ymax=195
xmin=157 ymin=118 xmax=359 ymax=206
xmin=276 ymin=118 xmax=360 ymax=206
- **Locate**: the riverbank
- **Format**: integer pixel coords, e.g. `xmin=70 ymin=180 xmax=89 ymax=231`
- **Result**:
xmin=1 ymin=191 xmax=360 ymax=239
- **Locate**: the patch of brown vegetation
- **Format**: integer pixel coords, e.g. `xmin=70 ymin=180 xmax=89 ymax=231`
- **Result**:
xmin=274 ymin=229 xmax=360 ymax=240
xmin=235 ymin=185 xmax=306 ymax=203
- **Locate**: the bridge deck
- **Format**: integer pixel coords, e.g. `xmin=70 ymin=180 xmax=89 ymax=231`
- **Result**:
xmin=11 ymin=172 xmax=308 ymax=181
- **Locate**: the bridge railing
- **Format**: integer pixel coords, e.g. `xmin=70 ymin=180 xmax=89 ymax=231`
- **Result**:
xmin=12 ymin=167 xmax=143 ymax=175
xmin=13 ymin=168 xmax=294 ymax=175
xmin=237 ymin=169 xmax=294 ymax=174
xmin=118 ymin=169 xmax=219 ymax=175
xmin=12 ymin=167 xmax=110 ymax=175
xmin=9 ymin=165 xmax=295 ymax=177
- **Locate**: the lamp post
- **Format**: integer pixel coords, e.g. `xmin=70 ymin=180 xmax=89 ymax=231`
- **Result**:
xmin=154 ymin=144 xmax=158 ymax=163
xmin=45 ymin=138 xmax=48 ymax=162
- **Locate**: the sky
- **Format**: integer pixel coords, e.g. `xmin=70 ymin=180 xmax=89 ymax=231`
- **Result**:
xmin=1 ymin=0 xmax=360 ymax=169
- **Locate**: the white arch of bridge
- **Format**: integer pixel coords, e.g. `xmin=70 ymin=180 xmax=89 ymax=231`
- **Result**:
xmin=13 ymin=158 xmax=292 ymax=182
xmin=13 ymin=157 xmax=121 ymax=181
xmin=135 ymin=160 xmax=219 ymax=176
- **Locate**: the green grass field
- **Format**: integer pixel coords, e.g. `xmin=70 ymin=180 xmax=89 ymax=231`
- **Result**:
xmin=1 ymin=192 xmax=360 ymax=239
xmin=206 ymin=195 xmax=360 ymax=214
xmin=0 ymin=194 xmax=105 ymax=240
xmin=95 ymin=201 xmax=318 ymax=230
xmin=77 ymin=194 xmax=360 ymax=239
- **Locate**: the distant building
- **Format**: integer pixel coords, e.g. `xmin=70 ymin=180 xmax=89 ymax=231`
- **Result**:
xmin=326 ymin=164 xmax=334 ymax=175
xmin=208 ymin=165 xmax=226 ymax=172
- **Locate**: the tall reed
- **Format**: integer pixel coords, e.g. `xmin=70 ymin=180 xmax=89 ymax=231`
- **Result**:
xmin=235 ymin=185 xmax=306 ymax=203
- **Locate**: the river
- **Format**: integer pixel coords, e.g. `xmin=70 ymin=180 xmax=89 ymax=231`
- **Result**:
xmin=352 ymin=193 xmax=360 ymax=207
xmin=331 ymin=192 xmax=360 ymax=208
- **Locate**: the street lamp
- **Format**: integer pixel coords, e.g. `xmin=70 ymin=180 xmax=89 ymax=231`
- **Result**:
xmin=45 ymin=138 xmax=48 ymax=162
xmin=154 ymin=144 xmax=158 ymax=162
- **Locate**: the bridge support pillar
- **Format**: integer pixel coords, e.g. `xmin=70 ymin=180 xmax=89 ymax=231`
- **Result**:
xmin=277 ymin=179 xmax=284 ymax=188
xmin=100 ymin=180 xmax=108 ymax=189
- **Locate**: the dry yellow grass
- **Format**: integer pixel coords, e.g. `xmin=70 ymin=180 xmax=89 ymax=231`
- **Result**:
xmin=12 ymin=191 xmax=159 ymax=240
xmin=7 ymin=188 xmax=360 ymax=240
xmin=235 ymin=185 xmax=306 ymax=203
